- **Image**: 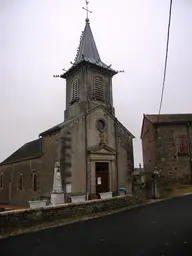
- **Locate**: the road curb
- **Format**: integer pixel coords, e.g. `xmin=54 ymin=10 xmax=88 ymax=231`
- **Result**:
xmin=145 ymin=192 xmax=192 ymax=205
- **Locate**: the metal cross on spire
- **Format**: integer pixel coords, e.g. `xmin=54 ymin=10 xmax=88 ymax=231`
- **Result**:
xmin=82 ymin=0 xmax=92 ymax=23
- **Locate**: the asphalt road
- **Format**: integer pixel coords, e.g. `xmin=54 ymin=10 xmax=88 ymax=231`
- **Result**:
xmin=1 ymin=195 xmax=192 ymax=256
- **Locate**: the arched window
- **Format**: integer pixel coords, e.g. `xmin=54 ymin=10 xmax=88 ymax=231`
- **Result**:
xmin=18 ymin=174 xmax=23 ymax=190
xmin=33 ymin=172 xmax=38 ymax=192
xmin=0 ymin=173 xmax=3 ymax=189
xmin=94 ymin=76 xmax=104 ymax=101
xmin=71 ymin=77 xmax=79 ymax=102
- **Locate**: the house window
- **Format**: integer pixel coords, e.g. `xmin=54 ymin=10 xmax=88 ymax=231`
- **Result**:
xmin=0 ymin=173 xmax=3 ymax=189
xmin=176 ymin=135 xmax=189 ymax=156
xmin=33 ymin=173 xmax=38 ymax=192
xmin=18 ymin=174 xmax=23 ymax=190
xmin=71 ymin=77 xmax=79 ymax=103
xmin=94 ymin=76 xmax=104 ymax=101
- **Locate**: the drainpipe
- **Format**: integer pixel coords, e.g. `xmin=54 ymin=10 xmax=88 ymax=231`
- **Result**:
xmin=186 ymin=123 xmax=192 ymax=183
xmin=114 ymin=118 xmax=119 ymax=193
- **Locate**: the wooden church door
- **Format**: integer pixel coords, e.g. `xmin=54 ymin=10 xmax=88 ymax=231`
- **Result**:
xmin=95 ymin=162 xmax=109 ymax=195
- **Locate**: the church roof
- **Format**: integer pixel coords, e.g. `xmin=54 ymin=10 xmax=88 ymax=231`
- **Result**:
xmin=39 ymin=122 xmax=64 ymax=136
xmin=61 ymin=20 xmax=117 ymax=78
xmin=74 ymin=21 xmax=101 ymax=64
xmin=39 ymin=114 xmax=84 ymax=136
xmin=0 ymin=139 xmax=41 ymax=165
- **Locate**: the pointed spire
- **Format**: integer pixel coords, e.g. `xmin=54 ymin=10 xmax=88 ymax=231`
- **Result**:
xmin=61 ymin=1 xmax=118 ymax=79
xmin=74 ymin=21 xmax=101 ymax=64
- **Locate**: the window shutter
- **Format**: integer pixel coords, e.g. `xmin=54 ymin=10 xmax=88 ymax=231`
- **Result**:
xmin=18 ymin=174 xmax=23 ymax=190
xmin=71 ymin=78 xmax=79 ymax=102
xmin=94 ymin=76 xmax=104 ymax=101
xmin=33 ymin=173 xmax=38 ymax=192
xmin=175 ymin=135 xmax=189 ymax=156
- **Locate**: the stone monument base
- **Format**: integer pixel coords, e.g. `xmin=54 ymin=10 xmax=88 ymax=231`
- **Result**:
xmin=51 ymin=192 xmax=65 ymax=205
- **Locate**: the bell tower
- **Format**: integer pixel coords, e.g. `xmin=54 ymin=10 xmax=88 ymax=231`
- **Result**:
xmin=60 ymin=1 xmax=118 ymax=121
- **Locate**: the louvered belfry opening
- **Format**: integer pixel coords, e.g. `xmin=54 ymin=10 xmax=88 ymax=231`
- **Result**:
xmin=71 ymin=77 xmax=79 ymax=103
xmin=94 ymin=76 xmax=104 ymax=101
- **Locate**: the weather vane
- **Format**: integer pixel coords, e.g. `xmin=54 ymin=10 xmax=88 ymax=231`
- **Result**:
xmin=82 ymin=0 xmax=92 ymax=22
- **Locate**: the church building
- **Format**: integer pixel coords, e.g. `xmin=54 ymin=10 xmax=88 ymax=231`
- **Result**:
xmin=0 ymin=13 xmax=134 ymax=206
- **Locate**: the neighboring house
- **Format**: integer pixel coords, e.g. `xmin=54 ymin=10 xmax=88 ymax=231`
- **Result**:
xmin=0 ymin=16 xmax=134 ymax=206
xmin=141 ymin=114 xmax=192 ymax=184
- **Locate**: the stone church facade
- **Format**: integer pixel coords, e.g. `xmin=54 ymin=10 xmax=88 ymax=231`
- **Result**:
xmin=0 ymin=18 xmax=134 ymax=206
xmin=141 ymin=114 xmax=192 ymax=184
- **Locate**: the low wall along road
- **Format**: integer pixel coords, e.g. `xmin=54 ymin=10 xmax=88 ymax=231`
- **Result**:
xmin=0 ymin=195 xmax=145 ymax=238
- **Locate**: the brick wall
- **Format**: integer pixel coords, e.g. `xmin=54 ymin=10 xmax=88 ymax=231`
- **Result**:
xmin=0 ymin=195 xmax=144 ymax=236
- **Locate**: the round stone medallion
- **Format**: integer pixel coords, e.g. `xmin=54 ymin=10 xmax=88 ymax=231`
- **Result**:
xmin=96 ymin=119 xmax=106 ymax=132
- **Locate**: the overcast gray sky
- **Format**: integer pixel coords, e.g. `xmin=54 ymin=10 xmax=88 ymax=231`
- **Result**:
xmin=0 ymin=0 xmax=192 ymax=166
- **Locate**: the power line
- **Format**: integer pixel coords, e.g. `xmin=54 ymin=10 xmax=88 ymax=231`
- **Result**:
xmin=157 ymin=0 xmax=173 ymax=122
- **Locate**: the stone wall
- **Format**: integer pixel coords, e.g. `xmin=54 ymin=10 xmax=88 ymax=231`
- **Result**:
xmin=117 ymin=122 xmax=134 ymax=189
xmin=64 ymin=65 xmax=114 ymax=121
xmin=0 ymin=164 xmax=12 ymax=205
xmin=0 ymin=195 xmax=144 ymax=236
xmin=0 ymin=157 xmax=43 ymax=206
xmin=41 ymin=132 xmax=61 ymax=198
xmin=60 ymin=117 xmax=86 ymax=195
xmin=155 ymin=124 xmax=192 ymax=184
xmin=141 ymin=117 xmax=156 ymax=173
xmin=0 ymin=132 xmax=61 ymax=206
xmin=142 ymin=119 xmax=192 ymax=185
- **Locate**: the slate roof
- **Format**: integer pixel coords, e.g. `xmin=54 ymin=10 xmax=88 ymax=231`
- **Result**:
xmin=141 ymin=113 xmax=192 ymax=138
xmin=39 ymin=122 xmax=64 ymax=136
xmin=0 ymin=139 xmax=42 ymax=165
xmin=39 ymin=114 xmax=84 ymax=136
xmin=61 ymin=20 xmax=117 ymax=78
xmin=74 ymin=21 xmax=101 ymax=64
xmin=145 ymin=114 xmax=192 ymax=124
